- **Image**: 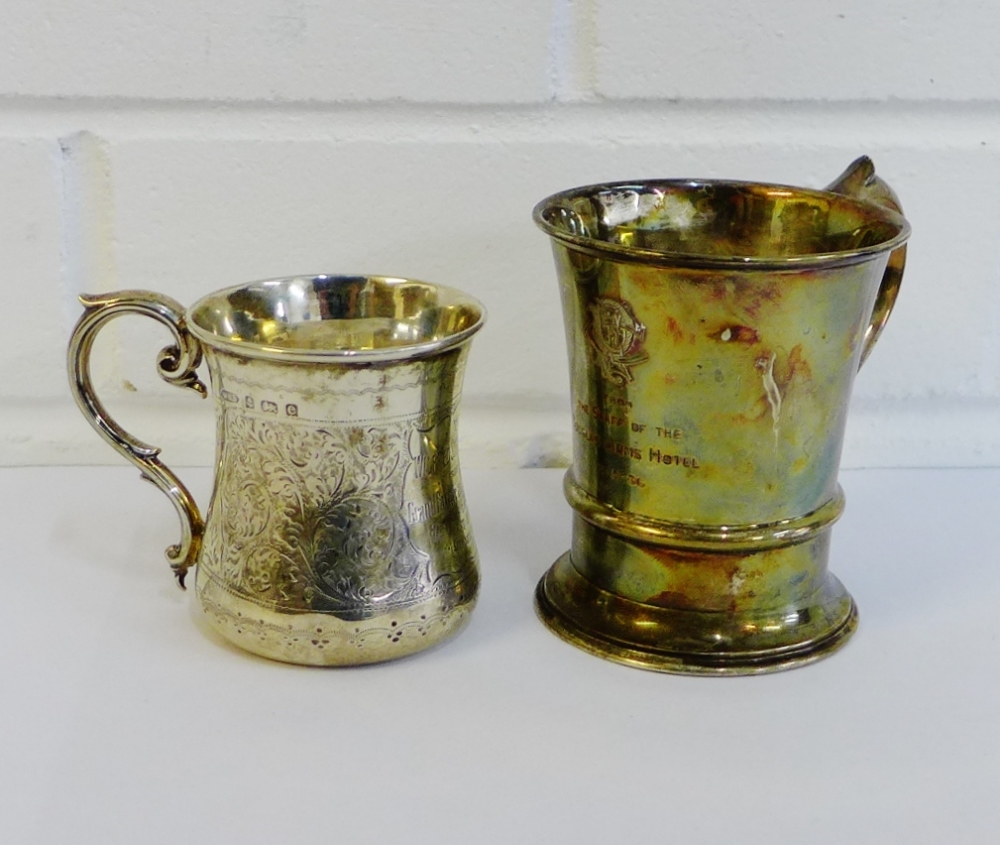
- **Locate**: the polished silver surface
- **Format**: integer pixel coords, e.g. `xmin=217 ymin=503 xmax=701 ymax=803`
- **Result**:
xmin=69 ymin=274 xmax=485 ymax=665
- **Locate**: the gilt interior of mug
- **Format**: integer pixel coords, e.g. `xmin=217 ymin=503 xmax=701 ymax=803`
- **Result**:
xmin=187 ymin=274 xmax=485 ymax=362
xmin=534 ymin=181 xmax=909 ymax=267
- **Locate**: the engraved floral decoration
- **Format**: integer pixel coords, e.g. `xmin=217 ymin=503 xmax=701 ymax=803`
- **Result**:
xmin=200 ymin=412 xmax=445 ymax=619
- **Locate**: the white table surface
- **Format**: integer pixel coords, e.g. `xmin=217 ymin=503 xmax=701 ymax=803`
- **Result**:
xmin=2 ymin=465 xmax=998 ymax=844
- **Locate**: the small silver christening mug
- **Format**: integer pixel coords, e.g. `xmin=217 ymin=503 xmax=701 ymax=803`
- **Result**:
xmin=69 ymin=274 xmax=485 ymax=666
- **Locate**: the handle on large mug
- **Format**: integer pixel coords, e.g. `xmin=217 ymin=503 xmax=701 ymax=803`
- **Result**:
xmin=68 ymin=291 xmax=206 ymax=588
xmin=825 ymin=156 xmax=908 ymax=367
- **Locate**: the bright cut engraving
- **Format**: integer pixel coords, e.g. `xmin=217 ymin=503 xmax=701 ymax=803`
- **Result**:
xmin=68 ymin=275 xmax=484 ymax=666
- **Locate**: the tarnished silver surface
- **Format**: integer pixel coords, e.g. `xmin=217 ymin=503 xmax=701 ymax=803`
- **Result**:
xmin=69 ymin=274 xmax=485 ymax=665
xmin=533 ymin=157 xmax=911 ymax=674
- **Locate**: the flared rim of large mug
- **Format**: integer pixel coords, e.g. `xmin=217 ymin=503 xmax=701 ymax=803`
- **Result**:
xmin=187 ymin=274 xmax=486 ymax=364
xmin=533 ymin=178 xmax=911 ymax=270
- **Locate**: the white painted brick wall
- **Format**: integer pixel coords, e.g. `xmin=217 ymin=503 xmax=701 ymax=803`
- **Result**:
xmin=594 ymin=2 xmax=1000 ymax=100
xmin=2 ymin=1 xmax=552 ymax=102
xmin=3 ymin=1 xmax=999 ymax=468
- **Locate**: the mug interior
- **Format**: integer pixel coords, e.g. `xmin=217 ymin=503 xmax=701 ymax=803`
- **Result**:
xmin=535 ymin=181 xmax=909 ymax=265
xmin=188 ymin=275 xmax=484 ymax=361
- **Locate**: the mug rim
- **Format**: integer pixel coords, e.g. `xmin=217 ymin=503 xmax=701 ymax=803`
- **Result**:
xmin=187 ymin=273 xmax=486 ymax=364
xmin=533 ymin=178 xmax=911 ymax=270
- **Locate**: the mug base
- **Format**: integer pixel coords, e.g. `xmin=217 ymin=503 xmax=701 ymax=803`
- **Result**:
xmin=197 ymin=570 xmax=475 ymax=666
xmin=535 ymin=551 xmax=857 ymax=676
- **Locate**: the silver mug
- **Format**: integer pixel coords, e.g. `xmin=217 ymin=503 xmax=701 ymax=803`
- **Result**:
xmin=69 ymin=274 xmax=485 ymax=665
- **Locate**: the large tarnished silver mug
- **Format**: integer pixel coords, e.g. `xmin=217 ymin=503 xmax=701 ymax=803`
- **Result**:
xmin=534 ymin=157 xmax=910 ymax=675
xmin=69 ymin=274 xmax=485 ymax=665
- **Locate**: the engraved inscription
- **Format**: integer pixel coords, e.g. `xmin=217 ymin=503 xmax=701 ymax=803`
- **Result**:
xmin=610 ymin=467 xmax=646 ymax=488
xmin=577 ymin=400 xmax=628 ymax=428
xmin=649 ymin=447 xmax=700 ymax=469
xmin=574 ymin=419 xmax=643 ymax=461
xmin=410 ymin=447 xmax=455 ymax=481
xmin=406 ymin=487 xmax=461 ymax=525
xmin=574 ymin=400 xmax=702 ymax=476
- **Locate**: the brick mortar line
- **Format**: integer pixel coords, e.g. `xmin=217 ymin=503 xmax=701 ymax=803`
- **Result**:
xmin=2 ymin=98 xmax=1000 ymax=144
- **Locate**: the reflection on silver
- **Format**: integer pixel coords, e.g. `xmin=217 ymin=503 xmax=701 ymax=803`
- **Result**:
xmin=69 ymin=274 xmax=485 ymax=666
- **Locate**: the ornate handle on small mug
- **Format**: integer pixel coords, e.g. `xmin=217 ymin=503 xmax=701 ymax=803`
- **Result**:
xmin=67 ymin=291 xmax=206 ymax=587
xmin=825 ymin=156 xmax=908 ymax=367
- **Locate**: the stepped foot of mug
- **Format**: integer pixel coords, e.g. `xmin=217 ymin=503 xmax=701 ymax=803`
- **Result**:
xmin=535 ymin=552 xmax=857 ymax=676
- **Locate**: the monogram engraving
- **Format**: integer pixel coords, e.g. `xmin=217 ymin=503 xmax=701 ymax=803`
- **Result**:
xmin=586 ymin=297 xmax=649 ymax=385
